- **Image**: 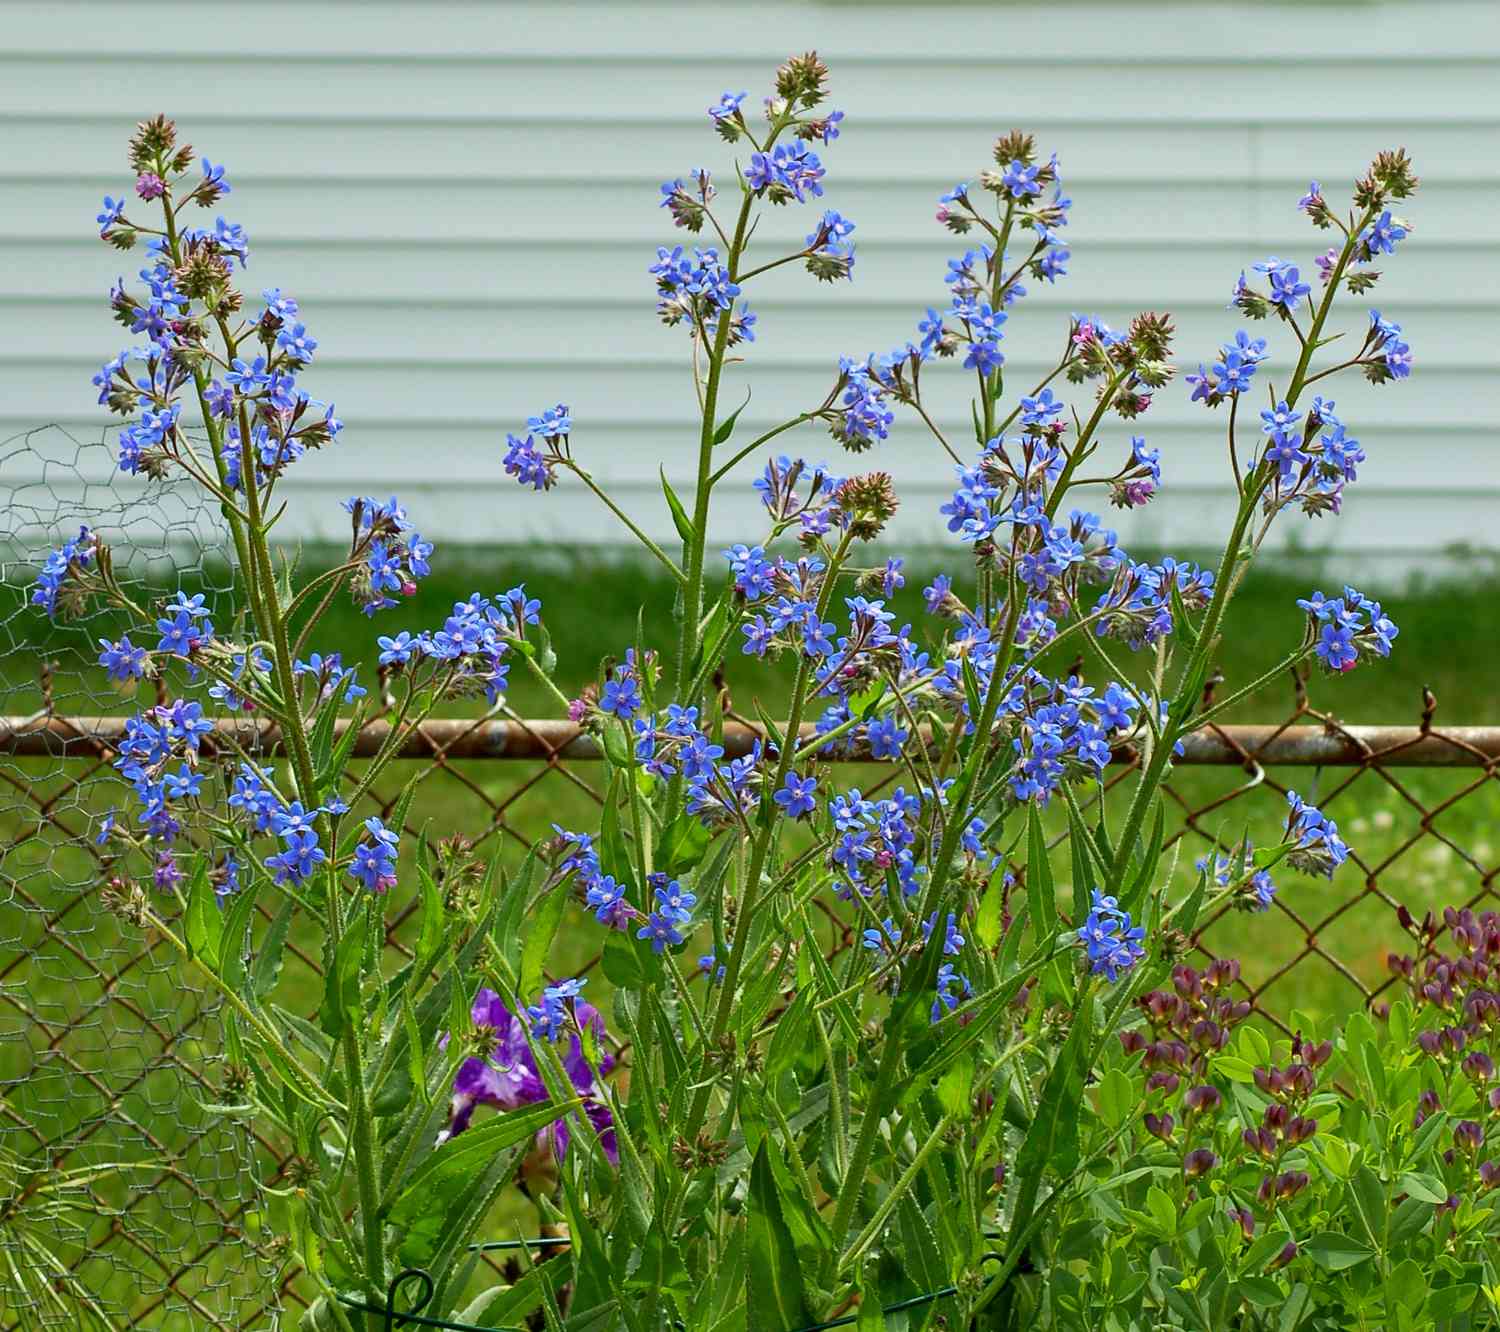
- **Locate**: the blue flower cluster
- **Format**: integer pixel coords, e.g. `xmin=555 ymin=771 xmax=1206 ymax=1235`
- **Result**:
xmin=1093 ymin=556 xmax=1215 ymax=650
xmin=752 ymin=455 xmax=845 ymax=536
xmin=1186 ymin=330 xmax=1269 ymax=407
xmin=376 ymin=587 xmax=539 ymax=705
xmin=1004 ymin=674 xmax=1134 ymax=804
xmin=1196 ymin=848 xmax=1277 ymax=913
xmin=343 ymin=495 xmax=434 ymax=615
xmin=1367 ymin=309 xmax=1412 ymax=382
xmin=1284 ymin=792 xmax=1349 ymax=878
xmin=650 ymin=246 xmax=747 ymax=338
xmin=550 ymin=827 xmax=701 ymax=956
xmin=805 ymin=209 xmax=856 ymax=282
xmin=349 ymin=816 xmax=400 ymax=892
xmin=90 ymin=120 xmax=341 ymax=491
xmin=502 ymin=403 xmax=571 ymax=492
xmin=1076 ymin=890 xmax=1147 ymax=982
xmin=112 ymin=699 xmax=215 ymax=846
xmin=1296 ymin=587 xmax=1397 ymax=673
xmin=526 ymin=977 xmax=588 ymax=1041
xmin=153 ymin=590 xmax=216 ymax=660
xmin=31 ymin=526 xmax=97 ymax=618
xmin=745 ymin=141 xmax=826 ymax=203
xmin=637 ymin=872 xmax=699 ymax=953
xmin=828 ymin=786 xmax=927 ymax=900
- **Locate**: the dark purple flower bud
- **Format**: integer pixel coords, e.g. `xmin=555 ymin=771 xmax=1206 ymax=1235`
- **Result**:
xmin=1481 ymin=1161 xmax=1500 ymax=1190
xmin=993 ymin=1160 xmax=1007 ymax=1189
xmin=1204 ymin=957 xmax=1240 ymax=989
xmin=1304 ymin=1040 xmax=1334 ymax=1068
xmin=1268 ymin=1240 xmax=1299 ymax=1271
xmin=1455 ymin=1120 xmax=1483 ymax=1154
xmin=1488 ymin=1086 xmax=1500 ymax=1115
xmin=1276 ymin=1170 xmax=1310 ymax=1200
xmin=1146 ymin=1071 xmax=1180 ymax=1097
xmin=1463 ymin=1051 xmax=1495 ymax=1082
xmin=1228 ymin=1205 xmax=1254 ymax=1241
xmin=1119 ymin=1029 xmax=1147 ymax=1055
xmin=1286 ymin=1115 xmax=1318 ymax=1144
xmin=1184 ymin=1085 xmax=1222 ymax=1116
xmin=1183 ymin=1148 xmax=1218 ymax=1178
xmin=1264 ymin=1103 xmax=1289 ymax=1131
xmin=1144 ymin=1112 xmax=1175 ymax=1141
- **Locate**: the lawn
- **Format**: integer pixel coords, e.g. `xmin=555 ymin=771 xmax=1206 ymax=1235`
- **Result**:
xmin=2 ymin=550 xmax=1498 ymax=1324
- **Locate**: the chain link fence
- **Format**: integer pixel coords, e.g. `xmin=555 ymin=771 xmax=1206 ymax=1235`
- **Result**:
xmin=3 ymin=428 xmax=1498 ymax=1326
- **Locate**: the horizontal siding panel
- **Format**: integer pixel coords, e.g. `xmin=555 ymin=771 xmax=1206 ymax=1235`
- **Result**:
xmin=4 ymin=360 xmax=1488 ymax=430
xmin=4 ymin=300 xmax=1490 ymax=367
xmin=11 ymin=179 xmax=1492 ymax=245
xmin=1 ymin=0 xmax=1494 ymax=561
xmin=3 ymin=58 xmax=1496 ymax=124
xmin=5 ymin=421 xmax=1491 ymax=501
xmin=9 ymin=118 xmax=1497 ymax=182
xmin=2 ymin=240 xmax=1490 ymax=309
xmin=9 ymin=2 xmax=1499 ymax=60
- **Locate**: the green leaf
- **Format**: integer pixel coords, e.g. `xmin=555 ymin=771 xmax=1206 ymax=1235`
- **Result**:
xmin=897 ymin=1195 xmax=947 ymax=1294
xmin=1388 ymin=1257 xmax=1428 ymax=1312
xmin=1025 ymin=803 xmax=1057 ymax=941
xmin=1237 ymin=1276 xmax=1287 ymax=1308
xmin=251 ymin=896 xmax=294 ymax=1001
xmin=745 ymin=1140 xmax=813 ymax=1332
xmin=1276 ymin=1283 xmax=1312 ymax=1332
xmin=218 ymin=878 xmax=260 ymax=991
xmin=936 ymin=1056 xmax=973 ymax=1119
xmin=520 ymin=885 xmax=569 ymax=1002
xmin=1011 ymin=990 xmax=1092 ymax=1241
xmin=1398 ymin=1171 xmax=1448 ymax=1204
xmin=765 ymin=992 xmax=814 ymax=1081
xmin=712 ymin=389 xmax=752 ymax=446
xmin=387 ymin=1099 xmax=579 ymax=1266
xmin=1302 ymin=1231 xmax=1374 ymax=1272
xmin=975 ymin=863 xmax=1006 ymax=950
xmin=659 ymin=814 xmax=712 ymax=877
xmin=1426 ymin=1283 xmax=1477 ymax=1319
xmin=1349 ymin=1164 xmax=1387 ymax=1251
xmin=318 ymin=921 xmax=364 ymax=1039
xmin=1097 ymin=1067 xmax=1133 ymax=1131
xmin=415 ymin=858 xmax=445 ymax=971
xmin=184 ymin=856 xmax=222 ymax=971
xmin=601 ymin=930 xmax=654 ymax=989
xmin=660 ymin=467 xmax=695 ymax=544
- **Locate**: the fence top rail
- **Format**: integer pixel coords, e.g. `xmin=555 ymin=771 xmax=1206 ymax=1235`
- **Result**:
xmin=4 ymin=714 xmax=1498 ymax=768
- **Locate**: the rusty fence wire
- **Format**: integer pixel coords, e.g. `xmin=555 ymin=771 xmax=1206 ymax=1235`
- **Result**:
xmin=3 ymin=430 xmax=1499 ymax=1327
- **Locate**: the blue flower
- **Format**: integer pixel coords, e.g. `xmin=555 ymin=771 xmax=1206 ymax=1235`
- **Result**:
xmin=773 ymin=771 xmax=817 ymax=818
xmin=600 ymin=673 xmax=642 ymax=719
xmin=96 ymin=196 xmax=125 ymax=235
xmin=708 ymin=91 xmax=747 ymax=122
xmin=1361 ymin=210 xmax=1409 ymax=257
xmin=866 ymin=716 xmax=909 ymax=760
xmin=931 ymin=963 xmax=973 ymax=1022
xmin=201 ymin=159 xmax=231 ymax=194
xmin=1267 ymin=266 xmax=1311 ymax=309
xmin=275 ymin=322 xmax=318 ymax=362
xmin=98 ymin=635 xmax=149 ymax=682
xmin=267 ymin=827 xmax=325 ymax=885
xmin=349 ymin=816 xmax=399 ymax=892
xmin=637 ymin=911 xmax=687 ymax=953
xmin=1284 ymin=792 xmax=1349 ymax=878
xmin=1075 ymin=892 xmax=1146 ymax=982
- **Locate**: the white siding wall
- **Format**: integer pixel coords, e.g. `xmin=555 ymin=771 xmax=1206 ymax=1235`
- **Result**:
xmin=3 ymin=1 xmax=1497 ymax=563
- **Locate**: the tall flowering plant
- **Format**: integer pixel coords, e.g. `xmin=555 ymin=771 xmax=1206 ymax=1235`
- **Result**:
xmin=34 ymin=59 xmax=1418 ymax=1331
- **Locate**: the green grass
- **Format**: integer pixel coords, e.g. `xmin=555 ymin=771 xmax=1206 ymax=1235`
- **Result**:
xmin=2 ymin=550 xmax=1498 ymax=1322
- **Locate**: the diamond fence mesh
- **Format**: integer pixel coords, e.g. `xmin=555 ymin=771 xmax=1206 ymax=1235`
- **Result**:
xmin=3 ymin=427 xmax=1498 ymax=1326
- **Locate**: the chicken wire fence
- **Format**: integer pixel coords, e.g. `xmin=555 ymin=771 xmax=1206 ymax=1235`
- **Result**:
xmin=2 ymin=426 xmax=1499 ymax=1328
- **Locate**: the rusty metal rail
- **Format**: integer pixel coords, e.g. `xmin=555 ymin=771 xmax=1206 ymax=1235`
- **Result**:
xmin=6 ymin=714 xmax=1500 ymax=767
